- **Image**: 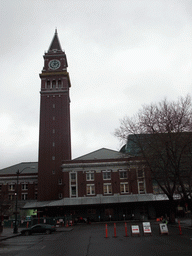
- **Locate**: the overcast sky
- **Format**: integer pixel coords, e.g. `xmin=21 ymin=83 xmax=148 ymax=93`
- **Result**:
xmin=1 ymin=0 xmax=192 ymax=169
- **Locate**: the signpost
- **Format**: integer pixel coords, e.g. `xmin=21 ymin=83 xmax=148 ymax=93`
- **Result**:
xmin=131 ymin=225 xmax=140 ymax=236
xmin=159 ymin=223 xmax=169 ymax=235
xmin=142 ymin=222 xmax=152 ymax=235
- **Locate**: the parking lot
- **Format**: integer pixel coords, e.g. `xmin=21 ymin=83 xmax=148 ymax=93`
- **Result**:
xmin=0 ymin=222 xmax=192 ymax=256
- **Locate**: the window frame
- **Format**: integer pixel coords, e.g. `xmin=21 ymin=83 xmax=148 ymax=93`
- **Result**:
xmin=21 ymin=193 xmax=28 ymax=201
xmin=21 ymin=183 xmax=28 ymax=191
xmin=86 ymin=184 xmax=95 ymax=195
xmin=8 ymin=194 xmax=14 ymax=201
xmin=138 ymin=180 xmax=146 ymax=194
xmin=120 ymin=182 xmax=129 ymax=194
xmin=103 ymin=171 xmax=111 ymax=180
xmin=103 ymin=183 xmax=112 ymax=195
xmin=59 ymin=193 xmax=63 ymax=199
xmin=8 ymin=184 xmax=15 ymax=191
xmin=71 ymin=185 xmax=77 ymax=197
xmin=70 ymin=172 xmax=76 ymax=182
xmin=58 ymin=179 xmax=62 ymax=185
xmin=119 ymin=170 xmax=128 ymax=179
xmin=86 ymin=172 xmax=94 ymax=181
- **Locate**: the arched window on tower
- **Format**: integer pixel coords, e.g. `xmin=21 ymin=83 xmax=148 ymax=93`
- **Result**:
xmin=47 ymin=80 xmax=50 ymax=89
xmin=52 ymin=80 xmax=56 ymax=89
xmin=58 ymin=80 xmax=62 ymax=88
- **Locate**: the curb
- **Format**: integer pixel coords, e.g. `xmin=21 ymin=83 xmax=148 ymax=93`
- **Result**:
xmin=0 ymin=234 xmax=21 ymax=241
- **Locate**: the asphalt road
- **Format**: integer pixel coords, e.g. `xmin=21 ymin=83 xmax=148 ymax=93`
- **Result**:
xmin=0 ymin=222 xmax=192 ymax=256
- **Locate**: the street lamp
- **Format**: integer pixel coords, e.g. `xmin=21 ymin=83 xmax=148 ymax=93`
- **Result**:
xmin=13 ymin=166 xmax=35 ymax=234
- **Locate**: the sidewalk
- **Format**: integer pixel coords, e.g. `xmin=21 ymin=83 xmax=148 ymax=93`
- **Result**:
xmin=0 ymin=228 xmax=21 ymax=241
xmin=176 ymin=218 xmax=192 ymax=228
xmin=0 ymin=226 xmax=73 ymax=241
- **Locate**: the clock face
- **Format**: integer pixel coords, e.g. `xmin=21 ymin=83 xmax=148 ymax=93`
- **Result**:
xmin=48 ymin=59 xmax=61 ymax=70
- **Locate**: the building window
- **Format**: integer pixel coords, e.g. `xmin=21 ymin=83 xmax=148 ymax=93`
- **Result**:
xmin=52 ymin=156 xmax=55 ymax=160
xmin=53 ymin=129 xmax=55 ymax=133
xmin=71 ymin=185 xmax=76 ymax=197
xmin=22 ymin=183 xmax=28 ymax=190
xmin=0 ymin=184 xmax=2 ymax=191
xmin=53 ymin=116 xmax=55 ymax=121
xmin=137 ymin=169 xmax=144 ymax=178
xmin=22 ymin=193 xmax=28 ymax=200
xmin=58 ymin=80 xmax=61 ymax=88
xmin=59 ymin=193 xmax=63 ymax=199
xmin=52 ymin=80 xmax=56 ymax=88
xmin=103 ymin=171 xmax=111 ymax=180
xmin=86 ymin=172 xmax=94 ymax=181
xmin=53 ymin=142 xmax=55 ymax=147
xmin=8 ymin=184 xmax=15 ymax=191
xmin=71 ymin=173 xmax=76 ymax=182
xmin=52 ymin=170 xmax=55 ymax=174
xmin=103 ymin=183 xmax=112 ymax=194
xmin=53 ymin=104 xmax=55 ymax=108
xmin=34 ymin=192 xmax=38 ymax=200
xmin=8 ymin=194 xmax=14 ymax=201
xmin=138 ymin=181 xmax=146 ymax=194
xmin=87 ymin=184 xmax=95 ymax=195
xmin=34 ymin=182 xmax=38 ymax=190
xmin=58 ymin=179 xmax=62 ymax=185
xmin=119 ymin=170 xmax=128 ymax=179
xmin=120 ymin=182 xmax=129 ymax=193
xmin=47 ymin=80 xmax=50 ymax=88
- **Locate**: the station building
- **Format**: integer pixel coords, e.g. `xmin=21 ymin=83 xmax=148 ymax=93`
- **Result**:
xmin=0 ymin=31 xmax=172 ymax=222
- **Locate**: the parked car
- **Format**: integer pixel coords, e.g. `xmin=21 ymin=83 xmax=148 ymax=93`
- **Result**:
xmin=21 ymin=224 xmax=56 ymax=236
xmin=74 ymin=216 xmax=87 ymax=223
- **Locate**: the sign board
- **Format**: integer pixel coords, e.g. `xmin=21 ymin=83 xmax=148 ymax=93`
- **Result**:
xmin=142 ymin=222 xmax=152 ymax=235
xmin=159 ymin=223 xmax=168 ymax=235
xmin=131 ymin=225 xmax=140 ymax=236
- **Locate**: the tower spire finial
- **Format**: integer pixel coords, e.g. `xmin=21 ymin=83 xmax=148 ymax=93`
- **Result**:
xmin=48 ymin=29 xmax=62 ymax=52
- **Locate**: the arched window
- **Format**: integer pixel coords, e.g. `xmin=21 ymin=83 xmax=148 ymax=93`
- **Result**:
xmin=52 ymin=80 xmax=56 ymax=88
xmin=47 ymin=80 xmax=50 ymax=88
xmin=58 ymin=80 xmax=62 ymax=88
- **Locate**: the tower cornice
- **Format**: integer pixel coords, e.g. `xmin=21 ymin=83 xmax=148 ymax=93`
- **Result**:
xmin=39 ymin=71 xmax=69 ymax=76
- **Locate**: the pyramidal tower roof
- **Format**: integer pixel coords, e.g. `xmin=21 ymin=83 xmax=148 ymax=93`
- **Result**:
xmin=48 ymin=29 xmax=62 ymax=52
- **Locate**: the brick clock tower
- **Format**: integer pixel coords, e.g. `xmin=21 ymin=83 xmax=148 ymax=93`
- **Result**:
xmin=38 ymin=30 xmax=71 ymax=201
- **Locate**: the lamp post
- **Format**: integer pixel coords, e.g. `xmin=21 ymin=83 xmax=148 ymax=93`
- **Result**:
xmin=13 ymin=166 xmax=35 ymax=234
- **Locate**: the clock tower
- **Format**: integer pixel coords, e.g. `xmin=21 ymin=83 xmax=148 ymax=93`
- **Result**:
xmin=38 ymin=30 xmax=71 ymax=201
